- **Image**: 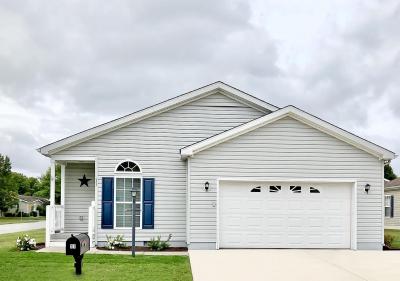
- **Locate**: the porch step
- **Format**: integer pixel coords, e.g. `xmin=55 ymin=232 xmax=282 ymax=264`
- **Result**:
xmin=50 ymin=232 xmax=79 ymax=242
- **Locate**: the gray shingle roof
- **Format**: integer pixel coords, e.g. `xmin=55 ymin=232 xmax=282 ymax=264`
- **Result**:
xmin=385 ymin=178 xmax=400 ymax=188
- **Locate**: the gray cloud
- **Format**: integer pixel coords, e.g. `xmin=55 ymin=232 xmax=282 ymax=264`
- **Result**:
xmin=0 ymin=0 xmax=399 ymax=176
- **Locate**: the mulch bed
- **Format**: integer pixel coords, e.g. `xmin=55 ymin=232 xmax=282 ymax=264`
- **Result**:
xmin=35 ymin=243 xmax=46 ymax=251
xmin=383 ymin=245 xmax=400 ymax=250
xmin=96 ymin=246 xmax=187 ymax=252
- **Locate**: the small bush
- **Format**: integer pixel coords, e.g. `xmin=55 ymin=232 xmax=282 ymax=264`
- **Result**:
xmin=385 ymin=234 xmax=395 ymax=248
xmin=4 ymin=212 xmax=15 ymax=217
xmin=30 ymin=211 xmax=38 ymax=217
xmin=147 ymin=234 xmax=172 ymax=251
xmin=106 ymin=235 xmax=125 ymax=250
xmin=16 ymin=212 xmax=29 ymax=217
xmin=16 ymin=234 xmax=36 ymax=251
xmin=36 ymin=205 xmax=46 ymax=216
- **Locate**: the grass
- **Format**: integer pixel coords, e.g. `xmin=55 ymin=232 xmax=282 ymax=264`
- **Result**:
xmin=0 ymin=216 xmax=45 ymax=225
xmin=0 ymin=229 xmax=192 ymax=281
xmin=385 ymin=229 xmax=400 ymax=249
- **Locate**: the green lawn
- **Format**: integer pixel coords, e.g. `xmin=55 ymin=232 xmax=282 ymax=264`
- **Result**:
xmin=0 ymin=229 xmax=192 ymax=281
xmin=0 ymin=216 xmax=45 ymax=225
xmin=385 ymin=229 xmax=400 ymax=249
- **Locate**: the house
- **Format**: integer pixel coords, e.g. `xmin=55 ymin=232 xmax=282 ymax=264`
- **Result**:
xmin=37 ymin=81 xmax=396 ymax=250
xmin=384 ymin=178 xmax=400 ymax=229
xmin=9 ymin=195 xmax=49 ymax=215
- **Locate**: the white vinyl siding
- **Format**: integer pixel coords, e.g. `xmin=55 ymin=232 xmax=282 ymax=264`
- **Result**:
xmin=64 ymin=163 xmax=95 ymax=233
xmin=54 ymin=92 xmax=267 ymax=243
xmin=189 ymin=117 xmax=384 ymax=249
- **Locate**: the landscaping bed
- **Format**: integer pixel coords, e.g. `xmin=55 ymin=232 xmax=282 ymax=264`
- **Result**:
xmin=97 ymin=246 xmax=188 ymax=252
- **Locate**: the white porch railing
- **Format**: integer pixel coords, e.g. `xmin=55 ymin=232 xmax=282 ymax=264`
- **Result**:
xmin=88 ymin=201 xmax=96 ymax=248
xmin=45 ymin=205 xmax=64 ymax=247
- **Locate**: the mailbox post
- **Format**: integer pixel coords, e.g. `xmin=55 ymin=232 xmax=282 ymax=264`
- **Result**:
xmin=66 ymin=233 xmax=90 ymax=275
xmin=131 ymin=190 xmax=136 ymax=257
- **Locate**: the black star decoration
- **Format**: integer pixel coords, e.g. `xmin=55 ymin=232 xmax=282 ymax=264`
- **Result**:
xmin=78 ymin=174 xmax=91 ymax=187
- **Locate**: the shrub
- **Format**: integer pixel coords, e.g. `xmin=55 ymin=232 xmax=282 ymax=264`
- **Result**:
xmin=30 ymin=211 xmax=38 ymax=217
xmin=16 ymin=234 xmax=36 ymax=251
xmin=106 ymin=235 xmax=125 ymax=250
xmin=147 ymin=234 xmax=172 ymax=251
xmin=4 ymin=212 xmax=15 ymax=217
xmin=385 ymin=234 xmax=395 ymax=248
xmin=36 ymin=205 xmax=46 ymax=216
xmin=16 ymin=212 xmax=29 ymax=217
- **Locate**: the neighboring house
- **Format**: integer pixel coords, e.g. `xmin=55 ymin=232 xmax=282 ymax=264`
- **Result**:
xmin=384 ymin=178 xmax=400 ymax=229
xmin=37 ymin=81 xmax=396 ymax=250
xmin=9 ymin=195 xmax=49 ymax=215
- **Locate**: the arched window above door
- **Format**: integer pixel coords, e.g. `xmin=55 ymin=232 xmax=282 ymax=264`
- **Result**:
xmin=115 ymin=161 xmax=141 ymax=173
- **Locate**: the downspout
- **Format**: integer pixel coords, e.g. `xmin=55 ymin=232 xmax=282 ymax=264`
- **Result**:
xmin=186 ymin=157 xmax=191 ymax=246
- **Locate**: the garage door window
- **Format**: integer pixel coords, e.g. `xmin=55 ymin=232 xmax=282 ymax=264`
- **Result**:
xmin=269 ymin=186 xmax=281 ymax=192
xmin=310 ymin=187 xmax=320 ymax=193
xmin=290 ymin=186 xmax=301 ymax=193
xmin=251 ymin=186 xmax=261 ymax=192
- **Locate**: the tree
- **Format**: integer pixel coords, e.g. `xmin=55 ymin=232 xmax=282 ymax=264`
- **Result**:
xmin=385 ymin=163 xmax=397 ymax=180
xmin=34 ymin=165 xmax=61 ymax=204
xmin=0 ymin=154 xmax=18 ymax=214
xmin=8 ymin=172 xmax=40 ymax=196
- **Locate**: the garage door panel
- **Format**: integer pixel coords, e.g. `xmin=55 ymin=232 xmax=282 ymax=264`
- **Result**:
xmin=219 ymin=181 xmax=352 ymax=249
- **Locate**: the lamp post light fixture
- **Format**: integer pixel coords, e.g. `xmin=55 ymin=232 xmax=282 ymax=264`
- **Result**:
xmin=364 ymin=183 xmax=371 ymax=194
xmin=131 ymin=189 xmax=137 ymax=257
xmin=204 ymin=181 xmax=210 ymax=191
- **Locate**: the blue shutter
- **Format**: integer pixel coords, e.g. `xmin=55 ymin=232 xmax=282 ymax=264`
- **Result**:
xmin=142 ymin=178 xmax=154 ymax=229
xmin=102 ymin=177 xmax=114 ymax=229
xmin=391 ymin=195 xmax=395 ymax=218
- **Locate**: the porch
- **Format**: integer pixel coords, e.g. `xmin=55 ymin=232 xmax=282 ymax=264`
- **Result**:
xmin=46 ymin=157 xmax=97 ymax=248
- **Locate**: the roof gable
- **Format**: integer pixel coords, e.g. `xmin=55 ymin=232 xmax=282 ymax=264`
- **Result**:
xmin=180 ymin=105 xmax=396 ymax=160
xmin=38 ymin=81 xmax=278 ymax=156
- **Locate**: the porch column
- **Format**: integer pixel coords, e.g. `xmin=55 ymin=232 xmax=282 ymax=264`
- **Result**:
xmin=50 ymin=159 xmax=56 ymax=206
xmin=60 ymin=164 xmax=65 ymax=206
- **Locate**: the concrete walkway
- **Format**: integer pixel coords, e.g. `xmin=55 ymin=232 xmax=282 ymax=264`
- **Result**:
xmin=37 ymin=246 xmax=188 ymax=256
xmin=0 ymin=221 xmax=46 ymax=234
xmin=189 ymin=249 xmax=400 ymax=281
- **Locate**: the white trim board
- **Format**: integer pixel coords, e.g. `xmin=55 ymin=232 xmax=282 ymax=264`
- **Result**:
xmin=216 ymin=178 xmax=358 ymax=250
xmin=38 ymin=81 xmax=278 ymax=156
xmin=181 ymin=105 xmax=396 ymax=160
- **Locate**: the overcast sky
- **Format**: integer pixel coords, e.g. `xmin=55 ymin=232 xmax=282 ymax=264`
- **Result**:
xmin=0 ymin=0 xmax=399 ymax=177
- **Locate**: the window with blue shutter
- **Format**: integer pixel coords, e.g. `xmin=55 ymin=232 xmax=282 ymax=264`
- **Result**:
xmin=142 ymin=178 xmax=154 ymax=229
xmin=102 ymin=177 xmax=114 ymax=229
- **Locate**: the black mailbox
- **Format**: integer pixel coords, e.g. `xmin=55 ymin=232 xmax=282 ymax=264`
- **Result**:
xmin=66 ymin=233 xmax=90 ymax=275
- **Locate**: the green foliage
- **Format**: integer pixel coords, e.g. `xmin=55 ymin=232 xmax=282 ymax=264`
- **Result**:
xmin=106 ymin=235 xmax=126 ymax=250
xmin=0 ymin=154 xmax=18 ymax=213
xmin=33 ymin=165 xmax=61 ymax=204
xmin=385 ymin=163 xmax=397 ymax=180
xmin=16 ymin=234 xmax=37 ymax=251
xmin=147 ymin=234 xmax=172 ymax=251
xmin=0 ymin=154 xmax=63 ymax=214
xmin=384 ymin=234 xmax=395 ymax=248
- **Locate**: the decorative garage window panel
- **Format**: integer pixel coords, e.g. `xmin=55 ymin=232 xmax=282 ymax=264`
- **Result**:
xmin=310 ymin=187 xmax=320 ymax=193
xmin=250 ymin=186 xmax=261 ymax=192
xmin=269 ymin=186 xmax=281 ymax=192
xmin=115 ymin=178 xmax=141 ymax=228
xmin=290 ymin=185 xmax=302 ymax=193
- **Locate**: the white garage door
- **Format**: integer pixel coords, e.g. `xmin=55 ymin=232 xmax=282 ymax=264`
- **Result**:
xmin=219 ymin=181 xmax=352 ymax=249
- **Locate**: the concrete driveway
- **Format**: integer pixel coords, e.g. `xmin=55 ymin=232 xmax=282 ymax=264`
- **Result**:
xmin=189 ymin=249 xmax=400 ymax=281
